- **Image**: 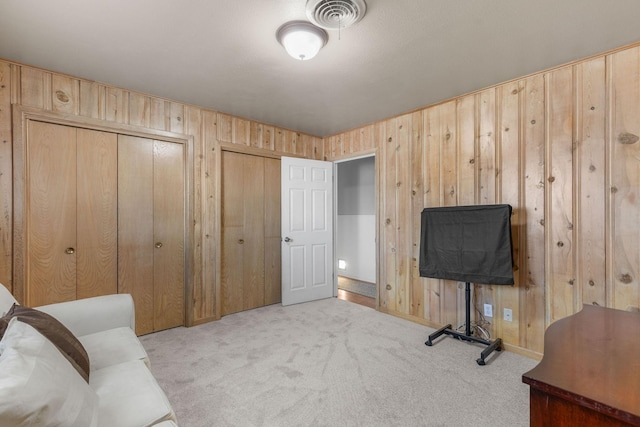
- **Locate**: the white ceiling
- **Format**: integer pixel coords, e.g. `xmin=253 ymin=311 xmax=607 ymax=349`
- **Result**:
xmin=2 ymin=0 xmax=640 ymax=137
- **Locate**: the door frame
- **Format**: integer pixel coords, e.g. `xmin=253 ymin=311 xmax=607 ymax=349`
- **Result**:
xmin=11 ymin=106 xmax=194 ymax=324
xmin=333 ymin=151 xmax=379 ymax=308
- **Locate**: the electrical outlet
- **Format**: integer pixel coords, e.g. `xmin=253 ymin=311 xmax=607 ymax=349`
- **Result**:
xmin=504 ymin=308 xmax=513 ymax=322
xmin=484 ymin=304 xmax=493 ymax=317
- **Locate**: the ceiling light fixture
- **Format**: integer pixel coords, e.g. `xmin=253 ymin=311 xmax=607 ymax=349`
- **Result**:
xmin=276 ymin=21 xmax=328 ymax=61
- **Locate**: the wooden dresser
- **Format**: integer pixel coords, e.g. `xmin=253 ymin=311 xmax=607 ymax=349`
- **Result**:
xmin=522 ymin=305 xmax=640 ymax=426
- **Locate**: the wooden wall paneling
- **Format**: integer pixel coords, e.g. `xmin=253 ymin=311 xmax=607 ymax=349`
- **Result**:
xmin=545 ymin=66 xmax=575 ymax=324
xmin=149 ymin=98 xmax=165 ymax=130
xmin=169 ymin=102 xmax=184 ymax=134
xmin=410 ymin=111 xmax=424 ymax=318
xmin=51 ymin=74 xmax=79 ymax=115
xmin=423 ymin=105 xmax=442 ymax=323
xmin=233 ymin=117 xmax=250 ymax=146
xmin=381 ymin=119 xmax=396 ymax=310
xmin=457 ymin=94 xmax=479 ymax=329
xmin=118 ymin=135 xmax=155 ymax=335
xmin=439 ymin=100 xmax=460 ymax=327
xmin=79 ymin=80 xmax=102 ymax=119
xmin=186 ymin=106 xmax=202 ymax=325
xmin=609 ymin=47 xmax=640 ymax=312
xmin=575 ymin=57 xmax=607 ymax=308
xmin=274 ymin=129 xmax=284 ymax=153
xmin=153 ymin=139 xmax=186 ymax=331
xmin=105 ymin=87 xmax=127 ymax=123
xmin=76 ymin=129 xmax=118 ymax=299
xmin=20 ymin=67 xmax=46 ymax=109
xmin=264 ymin=157 xmax=282 ymax=305
xmin=496 ymin=82 xmax=523 ymax=345
xmin=522 ymin=74 xmax=547 ymax=353
xmin=395 ymin=114 xmax=411 ymax=314
xmin=0 ymin=61 xmax=11 ymax=291
xmin=217 ymin=113 xmax=233 ymax=143
xmin=129 ymin=92 xmax=150 ymax=128
xmin=293 ymin=132 xmax=303 ymax=156
xmin=26 ymin=122 xmax=77 ymax=306
xmin=201 ymin=110 xmax=218 ymax=321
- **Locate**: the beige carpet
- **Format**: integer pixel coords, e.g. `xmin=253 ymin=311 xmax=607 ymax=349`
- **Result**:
xmin=140 ymin=298 xmax=537 ymax=427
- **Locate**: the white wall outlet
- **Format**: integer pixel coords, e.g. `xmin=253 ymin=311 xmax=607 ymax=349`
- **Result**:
xmin=504 ymin=308 xmax=513 ymax=322
xmin=484 ymin=303 xmax=493 ymax=317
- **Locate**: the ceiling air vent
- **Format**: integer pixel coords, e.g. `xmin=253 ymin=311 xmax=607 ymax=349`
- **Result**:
xmin=306 ymin=0 xmax=367 ymax=30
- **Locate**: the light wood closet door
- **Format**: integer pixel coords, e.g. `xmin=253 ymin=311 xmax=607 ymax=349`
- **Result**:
xmin=26 ymin=121 xmax=117 ymax=307
xmin=221 ymin=152 xmax=281 ymax=316
xmin=118 ymin=135 xmax=185 ymax=335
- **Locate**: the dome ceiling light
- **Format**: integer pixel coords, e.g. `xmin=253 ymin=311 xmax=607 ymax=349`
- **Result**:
xmin=276 ymin=21 xmax=328 ymax=61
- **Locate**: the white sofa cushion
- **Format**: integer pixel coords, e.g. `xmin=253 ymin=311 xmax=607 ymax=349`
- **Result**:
xmin=0 ymin=284 xmax=17 ymax=316
xmin=91 ymin=359 xmax=176 ymax=427
xmin=79 ymin=326 xmax=150 ymax=371
xmin=0 ymin=318 xmax=98 ymax=427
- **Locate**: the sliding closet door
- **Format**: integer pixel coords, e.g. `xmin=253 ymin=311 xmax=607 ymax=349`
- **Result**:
xmin=264 ymin=157 xmax=282 ymax=306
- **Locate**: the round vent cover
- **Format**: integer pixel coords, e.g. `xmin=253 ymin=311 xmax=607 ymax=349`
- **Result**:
xmin=306 ymin=0 xmax=367 ymax=30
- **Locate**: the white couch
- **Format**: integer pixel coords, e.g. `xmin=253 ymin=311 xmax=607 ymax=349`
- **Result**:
xmin=0 ymin=285 xmax=178 ymax=427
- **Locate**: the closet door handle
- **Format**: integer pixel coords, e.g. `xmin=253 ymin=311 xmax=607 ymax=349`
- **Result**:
xmin=155 ymin=242 xmax=163 ymax=248
xmin=284 ymin=237 xmax=292 ymax=243
xmin=238 ymin=239 xmax=244 ymax=244
xmin=65 ymin=247 xmax=75 ymax=254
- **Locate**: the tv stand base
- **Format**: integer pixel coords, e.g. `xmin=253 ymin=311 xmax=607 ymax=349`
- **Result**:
xmin=424 ymin=282 xmax=503 ymax=365
xmin=425 ymin=324 xmax=502 ymax=365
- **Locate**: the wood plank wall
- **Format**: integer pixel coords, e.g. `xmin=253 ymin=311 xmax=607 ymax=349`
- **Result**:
xmin=0 ymin=59 xmax=322 ymax=326
xmin=322 ymin=45 xmax=640 ymax=356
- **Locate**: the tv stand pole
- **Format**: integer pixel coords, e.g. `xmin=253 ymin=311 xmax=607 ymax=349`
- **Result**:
xmin=425 ymin=282 xmax=502 ymax=365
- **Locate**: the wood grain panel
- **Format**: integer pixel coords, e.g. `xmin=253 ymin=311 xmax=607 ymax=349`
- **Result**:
xmin=105 ymin=87 xmax=126 ymax=123
xmin=423 ymin=105 xmax=442 ymax=323
xmin=609 ymin=47 xmax=640 ymax=312
xmin=185 ymin=105 xmax=202 ymax=327
xmin=440 ymin=100 xmax=459 ymax=327
xmin=381 ymin=118 xmax=396 ymax=311
xmin=118 ymin=135 xmax=154 ymax=335
xmin=243 ymin=155 xmax=265 ymax=310
xmin=0 ymin=62 xmax=11 ymax=290
xmin=76 ymin=128 xmax=117 ymax=299
xmin=545 ymin=66 xmax=575 ymax=323
xmin=51 ymin=74 xmax=79 ymax=115
xmin=394 ymin=114 xmax=411 ymax=314
xmin=496 ymin=82 xmax=522 ymax=345
xmin=79 ymin=80 xmax=102 ymax=119
xmin=410 ymin=111 xmax=424 ymax=317
xmin=522 ymin=74 xmax=547 ymax=353
xmin=575 ymin=58 xmax=606 ymax=308
xmin=153 ymin=140 xmax=186 ymax=331
xmin=221 ymin=151 xmax=245 ymax=315
xmin=202 ymin=110 xmax=218 ymax=320
xmin=129 ymin=92 xmax=150 ymax=127
xmin=27 ymin=121 xmax=77 ymax=306
xmin=264 ymin=158 xmax=281 ymax=305
xmin=20 ymin=67 xmax=46 ymax=109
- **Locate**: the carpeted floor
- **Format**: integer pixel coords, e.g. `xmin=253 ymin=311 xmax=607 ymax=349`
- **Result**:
xmin=140 ymin=298 xmax=537 ymax=427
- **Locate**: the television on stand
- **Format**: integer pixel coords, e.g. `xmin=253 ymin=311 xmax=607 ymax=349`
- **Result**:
xmin=419 ymin=204 xmax=514 ymax=365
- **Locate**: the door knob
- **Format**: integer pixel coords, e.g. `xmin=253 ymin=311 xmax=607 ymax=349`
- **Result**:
xmin=238 ymin=239 xmax=244 ymax=244
xmin=65 ymin=247 xmax=75 ymax=254
xmin=284 ymin=237 xmax=292 ymax=243
xmin=155 ymin=242 xmax=163 ymax=248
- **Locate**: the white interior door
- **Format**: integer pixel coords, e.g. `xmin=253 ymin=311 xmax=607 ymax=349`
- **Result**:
xmin=281 ymin=156 xmax=333 ymax=306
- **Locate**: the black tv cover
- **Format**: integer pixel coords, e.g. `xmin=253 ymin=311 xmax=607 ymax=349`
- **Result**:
xmin=419 ymin=204 xmax=514 ymax=285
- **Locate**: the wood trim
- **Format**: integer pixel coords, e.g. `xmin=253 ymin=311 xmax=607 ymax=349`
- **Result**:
xmin=218 ymin=141 xmax=306 ymax=159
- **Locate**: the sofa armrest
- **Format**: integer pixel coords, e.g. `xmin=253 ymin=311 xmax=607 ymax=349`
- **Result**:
xmin=36 ymin=294 xmax=136 ymax=337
